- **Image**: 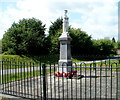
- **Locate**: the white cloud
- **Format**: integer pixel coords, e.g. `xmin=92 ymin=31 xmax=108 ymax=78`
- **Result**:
xmin=70 ymin=1 xmax=118 ymax=40
xmin=0 ymin=0 xmax=119 ymax=41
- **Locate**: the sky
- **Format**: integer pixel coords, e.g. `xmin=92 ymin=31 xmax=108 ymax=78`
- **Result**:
xmin=0 ymin=0 xmax=119 ymax=41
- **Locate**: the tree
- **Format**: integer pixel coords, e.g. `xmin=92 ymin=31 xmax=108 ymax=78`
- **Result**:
xmin=2 ymin=18 xmax=49 ymax=56
xmin=68 ymin=28 xmax=94 ymax=55
xmin=117 ymin=41 xmax=120 ymax=49
xmin=48 ymin=18 xmax=63 ymax=54
xmin=112 ymin=37 xmax=116 ymax=43
xmin=49 ymin=18 xmax=63 ymax=36
xmin=92 ymin=39 xmax=115 ymax=55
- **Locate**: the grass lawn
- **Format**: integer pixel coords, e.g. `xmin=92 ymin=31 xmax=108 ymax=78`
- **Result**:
xmin=0 ymin=67 xmax=56 ymax=84
xmin=0 ymin=55 xmax=120 ymax=69
xmin=0 ymin=55 xmax=60 ymax=70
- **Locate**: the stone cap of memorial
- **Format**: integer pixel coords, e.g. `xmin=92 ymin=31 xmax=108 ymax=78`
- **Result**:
xmin=59 ymin=32 xmax=72 ymax=41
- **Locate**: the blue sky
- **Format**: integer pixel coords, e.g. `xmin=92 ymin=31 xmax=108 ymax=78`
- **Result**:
xmin=0 ymin=0 xmax=119 ymax=41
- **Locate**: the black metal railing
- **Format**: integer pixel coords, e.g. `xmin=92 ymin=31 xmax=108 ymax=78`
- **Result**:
xmin=0 ymin=56 xmax=120 ymax=99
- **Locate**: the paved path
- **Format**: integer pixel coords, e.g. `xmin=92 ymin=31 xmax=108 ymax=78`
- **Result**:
xmin=1 ymin=69 xmax=120 ymax=99
xmin=46 ymin=70 xmax=120 ymax=99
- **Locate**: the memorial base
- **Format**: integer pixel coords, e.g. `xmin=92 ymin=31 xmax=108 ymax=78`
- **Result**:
xmin=58 ymin=60 xmax=73 ymax=73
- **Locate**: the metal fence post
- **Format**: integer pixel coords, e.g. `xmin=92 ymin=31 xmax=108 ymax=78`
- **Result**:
xmin=93 ymin=61 xmax=96 ymax=70
xmin=42 ymin=64 xmax=46 ymax=100
xmin=0 ymin=61 xmax=3 ymax=93
xmin=1 ymin=60 xmax=4 ymax=93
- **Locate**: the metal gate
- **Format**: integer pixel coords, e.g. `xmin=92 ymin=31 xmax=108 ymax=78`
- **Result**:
xmin=0 ymin=56 xmax=120 ymax=99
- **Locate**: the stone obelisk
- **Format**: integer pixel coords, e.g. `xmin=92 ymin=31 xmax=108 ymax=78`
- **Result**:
xmin=58 ymin=10 xmax=73 ymax=73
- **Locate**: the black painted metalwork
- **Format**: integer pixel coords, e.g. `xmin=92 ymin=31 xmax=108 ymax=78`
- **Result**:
xmin=0 ymin=56 xmax=120 ymax=99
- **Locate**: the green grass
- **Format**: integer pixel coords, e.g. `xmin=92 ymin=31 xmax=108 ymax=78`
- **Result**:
xmin=76 ymin=59 xmax=120 ymax=67
xmin=0 ymin=55 xmax=120 ymax=84
xmin=0 ymin=55 xmax=120 ymax=70
xmin=72 ymin=58 xmax=84 ymax=62
xmin=72 ymin=59 xmax=120 ymax=71
xmin=0 ymin=68 xmax=56 ymax=84
xmin=0 ymin=55 xmax=57 ymax=83
xmin=0 ymin=55 xmax=59 ymax=70
xmin=0 ymin=55 xmax=41 ymax=70
xmin=0 ymin=60 xmax=39 ymax=70
xmin=1 ymin=55 xmax=34 ymax=62
xmin=73 ymin=60 xmax=120 ymax=72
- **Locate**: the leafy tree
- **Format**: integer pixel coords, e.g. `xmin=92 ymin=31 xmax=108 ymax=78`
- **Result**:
xmin=112 ymin=37 xmax=116 ymax=43
xmin=117 ymin=41 xmax=120 ymax=49
xmin=49 ymin=18 xmax=63 ymax=36
xmin=92 ymin=39 xmax=115 ymax=55
xmin=68 ymin=28 xmax=94 ymax=55
xmin=2 ymin=18 xmax=49 ymax=56
xmin=48 ymin=18 xmax=63 ymax=54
